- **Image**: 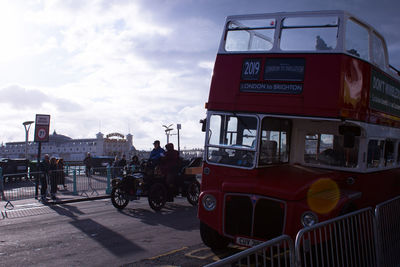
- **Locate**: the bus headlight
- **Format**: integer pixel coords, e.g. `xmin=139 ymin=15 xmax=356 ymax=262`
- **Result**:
xmin=301 ymin=211 xmax=318 ymax=227
xmin=202 ymin=194 xmax=216 ymax=211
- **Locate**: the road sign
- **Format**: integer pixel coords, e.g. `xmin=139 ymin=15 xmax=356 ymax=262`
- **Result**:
xmin=34 ymin=114 xmax=50 ymax=142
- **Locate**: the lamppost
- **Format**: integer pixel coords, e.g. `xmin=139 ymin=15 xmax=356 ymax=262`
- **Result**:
xmin=162 ymin=124 xmax=173 ymax=144
xmin=177 ymin=123 xmax=181 ymax=154
xmin=23 ymin=121 xmax=34 ymax=159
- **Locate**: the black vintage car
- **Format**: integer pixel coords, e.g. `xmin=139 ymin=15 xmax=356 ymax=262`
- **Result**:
xmin=91 ymin=156 xmax=115 ymax=175
xmin=0 ymin=158 xmax=30 ymax=183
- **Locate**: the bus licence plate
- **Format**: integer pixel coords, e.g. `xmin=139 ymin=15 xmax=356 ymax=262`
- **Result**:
xmin=235 ymin=236 xmax=263 ymax=247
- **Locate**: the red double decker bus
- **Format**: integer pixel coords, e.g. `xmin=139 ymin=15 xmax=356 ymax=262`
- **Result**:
xmin=198 ymin=10 xmax=400 ymax=249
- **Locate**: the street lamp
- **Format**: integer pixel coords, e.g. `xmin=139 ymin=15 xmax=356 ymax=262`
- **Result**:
xmin=23 ymin=121 xmax=34 ymax=159
xmin=162 ymin=124 xmax=173 ymax=144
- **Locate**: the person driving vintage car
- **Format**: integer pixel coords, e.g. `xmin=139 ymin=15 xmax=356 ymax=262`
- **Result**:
xmin=160 ymin=143 xmax=180 ymax=197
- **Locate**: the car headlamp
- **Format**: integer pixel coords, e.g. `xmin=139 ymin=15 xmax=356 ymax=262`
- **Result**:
xmin=301 ymin=211 xmax=318 ymax=227
xmin=202 ymin=194 xmax=216 ymax=211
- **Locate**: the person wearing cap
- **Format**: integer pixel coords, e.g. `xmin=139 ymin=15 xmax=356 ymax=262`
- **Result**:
xmin=149 ymin=140 xmax=165 ymax=166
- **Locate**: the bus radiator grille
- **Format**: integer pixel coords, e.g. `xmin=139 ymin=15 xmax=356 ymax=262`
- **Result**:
xmin=224 ymin=194 xmax=285 ymax=240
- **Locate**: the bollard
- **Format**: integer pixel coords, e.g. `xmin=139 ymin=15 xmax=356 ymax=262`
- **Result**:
xmin=65 ymin=163 xmax=69 ymax=177
xmin=106 ymin=166 xmax=111 ymax=194
xmin=73 ymin=169 xmax=77 ymax=195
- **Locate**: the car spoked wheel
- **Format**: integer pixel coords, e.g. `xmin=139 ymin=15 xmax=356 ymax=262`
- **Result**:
xmin=148 ymin=183 xmax=167 ymax=211
xmin=111 ymin=187 xmax=129 ymax=210
xmin=187 ymin=180 xmax=200 ymax=206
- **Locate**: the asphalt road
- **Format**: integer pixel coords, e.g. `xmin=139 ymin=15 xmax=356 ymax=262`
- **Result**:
xmin=0 ymin=197 xmax=240 ymax=267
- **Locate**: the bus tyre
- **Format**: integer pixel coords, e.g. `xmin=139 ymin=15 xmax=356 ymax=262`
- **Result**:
xmin=148 ymin=183 xmax=167 ymax=211
xmin=186 ymin=180 xmax=200 ymax=206
xmin=200 ymin=222 xmax=229 ymax=250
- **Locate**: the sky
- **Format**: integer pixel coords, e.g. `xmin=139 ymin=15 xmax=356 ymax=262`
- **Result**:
xmin=0 ymin=0 xmax=399 ymax=151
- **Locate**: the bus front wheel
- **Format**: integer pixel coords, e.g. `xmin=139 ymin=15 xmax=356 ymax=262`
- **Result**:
xmin=200 ymin=222 xmax=230 ymax=250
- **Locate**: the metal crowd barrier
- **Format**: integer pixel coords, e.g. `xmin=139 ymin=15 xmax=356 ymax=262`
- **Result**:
xmin=204 ymin=235 xmax=295 ymax=267
xmin=375 ymin=196 xmax=400 ymax=267
xmin=208 ymin=200 xmax=398 ymax=267
xmin=295 ymin=208 xmax=376 ymax=267
xmin=0 ymin=166 xmax=117 ymax=206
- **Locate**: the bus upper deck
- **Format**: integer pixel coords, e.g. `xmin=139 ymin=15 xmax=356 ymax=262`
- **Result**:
xmin=207 ymin=10 xmax=400 ymax=128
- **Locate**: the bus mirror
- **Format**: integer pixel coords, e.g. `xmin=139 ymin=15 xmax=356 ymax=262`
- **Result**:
xmin=339 ymin=125 xmax=361 ymax=136
xmin=339 ymin=125 xmax=361 ymax=148
xmin=343 ymin=135 xmax=355 ymax=148
xmin=200 ymin=119 xmax=207 ymax=132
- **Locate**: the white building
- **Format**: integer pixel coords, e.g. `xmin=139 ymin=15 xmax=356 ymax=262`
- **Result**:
xmin=0 ymin=131 xmax=135 ymax=161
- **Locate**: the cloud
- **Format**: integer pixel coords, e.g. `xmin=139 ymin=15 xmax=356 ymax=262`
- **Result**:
xmin=1 ymin=0 xmax=399 ymax=151
xmin=0 ymin=85 xmax=82 ymax=112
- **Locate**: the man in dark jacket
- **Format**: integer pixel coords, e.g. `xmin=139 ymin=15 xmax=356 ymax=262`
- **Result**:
xmin=161 ymin=143 xmax=180 ymax=195
xmin=149 ymin=140 xmax=165 ymax=166
xmin=39 ymin=154 xmax=50 ymax=202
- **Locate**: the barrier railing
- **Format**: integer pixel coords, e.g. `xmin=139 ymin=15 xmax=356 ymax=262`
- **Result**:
xmin=209 ymin=196 xmax=400 ymax=267
xmin=295 ymin=208 xmax=376 ymax=267
xmin=375 ymin=195 xmax=400 ymax=267
xmin=204 ymin=235 xmax=295 ymax=267
xmin=0 ymin=166 xmax=116 ymax=206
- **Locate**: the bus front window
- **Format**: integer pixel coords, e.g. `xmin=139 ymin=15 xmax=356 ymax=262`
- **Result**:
xmin=225 ymin=19 xmax=276 ymax=52
xmin=280 ymin=16 xmax=338 ymax=51
xmin=207 ymin=114 xmax=257 ymax=168
xmin=259 ymin=118 xmax=291 ymax=165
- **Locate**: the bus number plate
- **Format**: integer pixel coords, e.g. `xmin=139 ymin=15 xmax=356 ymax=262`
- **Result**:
xmin=235 ymin=236 xmax=263 ymax=247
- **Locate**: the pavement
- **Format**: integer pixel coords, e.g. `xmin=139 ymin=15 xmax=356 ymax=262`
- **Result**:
xmin=1 ymin=188 xmax=110 ymax=213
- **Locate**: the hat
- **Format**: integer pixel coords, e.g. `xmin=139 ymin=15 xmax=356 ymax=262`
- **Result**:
xmin=153 ymin=140 xmax=160 ymax=145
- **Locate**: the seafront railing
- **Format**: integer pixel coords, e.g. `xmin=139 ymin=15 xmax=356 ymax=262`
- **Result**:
xmin=0 ymin=166 xmax=119 ymax=205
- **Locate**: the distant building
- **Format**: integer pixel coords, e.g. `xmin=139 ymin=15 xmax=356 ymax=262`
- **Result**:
xmin=0 ymin=131 xmax=135 ymax=161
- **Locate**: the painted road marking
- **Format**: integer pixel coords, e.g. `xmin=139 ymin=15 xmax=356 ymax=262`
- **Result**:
xmin=185 ymin=247 xmax=215 ymax=260
xmin=147 ymin=246 xmax=189 ymax=260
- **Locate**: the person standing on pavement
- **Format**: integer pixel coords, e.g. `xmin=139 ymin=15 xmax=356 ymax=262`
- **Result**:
xmin=39 ymin=154 xmax=50 ymax=202
xmin=57 ymin=158 xmax=66 ymax=190
xmin=119 ymin=154 xmax=127 ymax=168
xmin=112 ymin=155 xmax=120 ymax=178
xmin=49 ymin=157 xmax=58 ymax=200
xmin=83 ymin=152 xmax=93 ymax=177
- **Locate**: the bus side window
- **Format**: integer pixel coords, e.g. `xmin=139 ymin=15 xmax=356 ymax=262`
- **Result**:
xmin=345 ymin=19 xmax=369 ymax=61
xmin=372 ymin=33 xmax=387 ymax=69
xmin=398 ymin=142 xmax=400 ymax=165
xmin=367 ymin=140 xmax=384 ymax=168
xmin=384 ymin=140 xmax=395 ymax=166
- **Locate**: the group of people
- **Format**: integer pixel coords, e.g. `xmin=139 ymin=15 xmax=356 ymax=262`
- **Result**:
xmin=38 ymin=140 xmax=179 ymax=201
xmin=39 ymin=154 xmax=66 ymax=202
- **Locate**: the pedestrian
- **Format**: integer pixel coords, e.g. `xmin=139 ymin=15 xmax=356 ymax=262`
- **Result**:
xmin=49 ymin=157 xmax=58 ymax=200
xmin=57 ymin=158 xmax=66 ymax=190
xmin=39 ymin=154 xmax=50 ymax=202
xmin=119 ymin=154 xmax=127 ymax=168
xmin=83 ymin=152 xmax=92 ymax=177
xmin=112 ymin=155 xmax=120 ymax=178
